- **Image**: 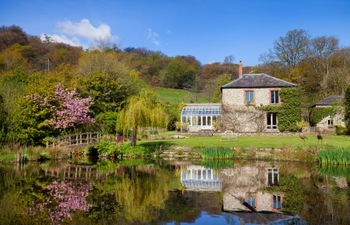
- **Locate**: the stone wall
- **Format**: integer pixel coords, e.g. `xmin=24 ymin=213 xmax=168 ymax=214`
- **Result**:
xmin=222 ymin=88 xmax=280 ymax=106
xmin=220 ymin=105 xmax=271 ymax=132
xmin=316 ymin=112 xmax=345 ymax=131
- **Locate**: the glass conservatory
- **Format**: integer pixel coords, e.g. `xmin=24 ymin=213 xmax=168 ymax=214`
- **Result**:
xmin=181 ymin=103 xmax=222 ymax=132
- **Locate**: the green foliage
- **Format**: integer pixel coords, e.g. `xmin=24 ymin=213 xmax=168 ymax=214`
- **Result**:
xmin=199 ymin=160 xmax=234 ymax=169
xmin=260 ymin=88 xmax=301 ymax=132
xmin=265 ymin=174 xmax=304 ymax=214
xmin=0 ymin=95 xmax=7 ymax=143
xmin=160 ymin=57 xmax=200 ymax=89
xmin=117 ymin=89 xmax=169 ymax=146
xmin=335 ymin=125 xmax=347 ymax=135
xmin=119 ymin=144 xmax=149 ymax=157
xmin=296 ymin=120 xmax=309 ymax=131
xmin=318 ymin=165 xmax=350 ymax=180
xmin=345 ymin=86 xmax=350 ymax=134
xmin=212 ymin=74 xmax=231 ymax=102
xmin=318 ymin=146 xmax=350 ymax=165
xmin=200 ymin=146 xmax=234 ymax=159
xmin=95 ymin=111 xmax=118 ymax=134
xmin=95 ymin=140 xmax=121 ymax=157
xmin=310 ymin=107 xmax=334 ymax=126
xmin=139 ymin=141 xmax=173 ymax=152
xmin=81 ymin=72 xmax=138 ymax=115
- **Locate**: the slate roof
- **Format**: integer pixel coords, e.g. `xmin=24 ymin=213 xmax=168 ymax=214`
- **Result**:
xmin=221 ymin=73 xmax=297 ymax=89
xmin=315 ymin=95 xmax=343 ymax=106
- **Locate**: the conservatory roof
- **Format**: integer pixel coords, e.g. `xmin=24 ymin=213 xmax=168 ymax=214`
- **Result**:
xmin=181 ymin=103 xmax=222 ymax=116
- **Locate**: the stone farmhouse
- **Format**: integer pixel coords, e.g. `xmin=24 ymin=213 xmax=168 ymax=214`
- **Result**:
xmin=311 ymin=95 xmax=345 ymax=131
xmin=181 ymin=62 xmax=297 ymax=133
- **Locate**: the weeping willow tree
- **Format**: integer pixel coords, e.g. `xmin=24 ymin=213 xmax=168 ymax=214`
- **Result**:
xmin=117 ymin=89 xmax=169 ymax=146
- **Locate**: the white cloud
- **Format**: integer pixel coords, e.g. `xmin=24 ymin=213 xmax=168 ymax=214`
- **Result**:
xmin=42 ymin=19 xmax=116 ymax=48
xmin=40 ymin=34 xmax=81 ymax=47
xmin=57 ymin=19 xmax=114 ymax=47
xmin=147 ymin=28 xmax=160 ymax=46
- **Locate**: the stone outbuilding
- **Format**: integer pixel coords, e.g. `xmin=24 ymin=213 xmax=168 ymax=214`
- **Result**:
xmin=311 ymin=95 xmax=345 ymax=132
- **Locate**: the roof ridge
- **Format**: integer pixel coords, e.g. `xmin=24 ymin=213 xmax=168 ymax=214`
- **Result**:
xmin=221 ymin=73 xmax=297 ymax=88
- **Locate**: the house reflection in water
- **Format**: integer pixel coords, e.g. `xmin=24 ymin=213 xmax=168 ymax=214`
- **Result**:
xmin=180 ymin=164 xmax=283 ymax=213
xmin=221 ymin=165 xmax=283 ymax=213
xmin=181 ymin=165 xmax=221 ymax=191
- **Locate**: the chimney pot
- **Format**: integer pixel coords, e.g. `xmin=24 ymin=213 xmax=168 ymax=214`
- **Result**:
xmin=238 ymin=60 xmax=243 ymax=78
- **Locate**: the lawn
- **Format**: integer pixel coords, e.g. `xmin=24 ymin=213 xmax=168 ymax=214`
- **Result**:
xmin=142 ymin=135 xmax=350 ymax=149
xmin=154 ymin=87 xmax=210 ymax=106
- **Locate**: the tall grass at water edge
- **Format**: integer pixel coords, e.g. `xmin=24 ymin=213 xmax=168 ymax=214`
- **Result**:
xmin=318 ymin=146 xmax=350 ymax=165
xmin=200 ymin=147 xmax=235 ymax=159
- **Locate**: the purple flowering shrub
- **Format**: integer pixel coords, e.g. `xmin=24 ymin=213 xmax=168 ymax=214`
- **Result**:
xmin=44 ymin=181 xmax=93 ymax=223
xmin=48 ymin=84 xmax=93 ymax=129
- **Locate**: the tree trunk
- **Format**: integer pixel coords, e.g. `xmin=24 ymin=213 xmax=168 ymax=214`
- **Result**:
xmin=131 ymin=128 xmax=137 ymax=146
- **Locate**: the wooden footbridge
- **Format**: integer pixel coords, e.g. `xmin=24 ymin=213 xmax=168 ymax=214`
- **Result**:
xmin=46 ymin=132 xmax=105 ymax=148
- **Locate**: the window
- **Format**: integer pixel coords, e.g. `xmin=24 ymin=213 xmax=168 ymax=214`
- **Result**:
xmin=271 ymin=90 xmax=279 ymax=104
xmin=328 ymin=118 xmax=334 ymax=128
xmin=207 ymin=116 xmax=211 ymax=126
xmin=245 ymin=90 xmax=254 ymax=105
xmin=273 ymin=195 xmax=282 ymax=209
xmin=198 ymin=116 xmax=201 ymax=125
xmin=267 ymin=112 xmax=278 ymax=129
xmin=268 ymin=168 xmax=279 ymax=186
xmin=245 ymin=194 xmax=256 ymax=208
xmin=192 ymin=116 xmax=197 ymax=125
xmin=202 ymin=116 xmax=207 ymax=126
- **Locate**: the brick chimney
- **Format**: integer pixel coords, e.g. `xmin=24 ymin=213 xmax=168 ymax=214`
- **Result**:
xmin=238 ymin=60 xmax=243 ymax=78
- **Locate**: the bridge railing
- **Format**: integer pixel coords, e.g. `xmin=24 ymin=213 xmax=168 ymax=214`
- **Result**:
xmin=46 ymin=132 xmax=103 ymax=148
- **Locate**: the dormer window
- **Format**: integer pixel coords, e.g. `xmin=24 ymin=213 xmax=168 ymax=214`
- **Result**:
xmin=271 ymin=90 xmax=279 ymax=104
xmin=245 ymin=90 xmax=254 ymax=105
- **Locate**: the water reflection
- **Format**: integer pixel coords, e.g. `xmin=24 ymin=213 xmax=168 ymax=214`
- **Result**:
xmin=0 ymin=160 xmax=349 ymax=225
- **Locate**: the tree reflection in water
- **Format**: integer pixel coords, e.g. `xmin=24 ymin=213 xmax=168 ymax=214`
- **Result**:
xmin=0 ymin=160 xmax=349 ymax=225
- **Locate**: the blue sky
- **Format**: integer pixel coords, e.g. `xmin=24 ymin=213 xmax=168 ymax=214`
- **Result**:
xmin=1 ymin=0 xmax=350 ymax=65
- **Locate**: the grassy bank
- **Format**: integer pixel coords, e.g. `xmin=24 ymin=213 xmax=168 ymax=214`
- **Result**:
xmin=154 ymin=87 xmax=209 ymax=106
xmin=142 ymin=135 xmax=350 ymax=149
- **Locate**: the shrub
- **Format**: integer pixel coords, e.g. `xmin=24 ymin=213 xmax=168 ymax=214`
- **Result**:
xmin=296 ymin=120 xmax=309 ymax=132
xmin=95 ymin=140 xmax=120 ymax=157
xmin=335 ymin=125 xmax=347 ymax=135
xmin=119 ymin=144 xmax=148 ymax=157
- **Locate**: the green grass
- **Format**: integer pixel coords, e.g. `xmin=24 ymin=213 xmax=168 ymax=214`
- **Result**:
xmin=154 ymin=87 xmax=210 ymax=106
xmin=142 ymin=135 xmax=350 ymax=149
xmin=0 ymin=151 xmax=16 ymax=162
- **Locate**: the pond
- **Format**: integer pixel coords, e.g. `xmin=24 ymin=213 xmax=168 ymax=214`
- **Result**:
xmin=0 ymin=158 xmax=349 ymax=225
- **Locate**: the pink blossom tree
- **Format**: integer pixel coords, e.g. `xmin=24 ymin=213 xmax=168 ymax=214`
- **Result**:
xmin=48 ymin=84 xmax=93 ymax=129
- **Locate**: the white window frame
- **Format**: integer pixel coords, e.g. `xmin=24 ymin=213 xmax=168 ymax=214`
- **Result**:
xmin=267 ymin=112 xmax=278 ymax=130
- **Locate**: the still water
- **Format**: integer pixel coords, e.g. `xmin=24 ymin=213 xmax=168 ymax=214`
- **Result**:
xmin=0 ymin=159 xmax=349 ymax=225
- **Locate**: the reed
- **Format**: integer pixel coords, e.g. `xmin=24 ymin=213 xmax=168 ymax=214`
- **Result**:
xmin=318 ymin=165 xmax=350 ymax=180
xmin=200 ymin=147 xmax=234 ymax=159
xmin=318 ymin=146 xmax=350 ymax=165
